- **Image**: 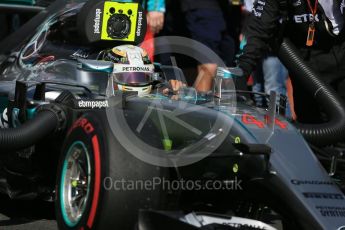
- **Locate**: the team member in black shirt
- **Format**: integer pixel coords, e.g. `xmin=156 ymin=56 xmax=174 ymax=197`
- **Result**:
xmin=238 ymin=0 xmax=345 ymax=122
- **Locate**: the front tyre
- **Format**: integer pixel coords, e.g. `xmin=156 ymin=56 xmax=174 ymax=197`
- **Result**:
xmin=59 ymin=141 xmax=93 ymax=228
xmin=56 ymin=112 xmax=168 ymax=229
xmin=56 ymin=114 xmax=104 ymax=230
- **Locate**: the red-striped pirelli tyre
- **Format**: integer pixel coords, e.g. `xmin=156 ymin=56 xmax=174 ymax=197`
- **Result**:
xmin=55 ymin=111 xmax=168 ymax=230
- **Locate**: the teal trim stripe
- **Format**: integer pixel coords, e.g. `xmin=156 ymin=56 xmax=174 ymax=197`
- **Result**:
xmin=60 ymin=141 xmax=90 ymax=227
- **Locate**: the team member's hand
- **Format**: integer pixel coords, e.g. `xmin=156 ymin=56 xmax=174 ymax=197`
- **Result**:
xmin=169 ymin=79 xmax=186 ymax=92
xmin=147 ymin=11 xmax=164 ymax=34
xmin=162 ymin=80 xmax=187 ymax=96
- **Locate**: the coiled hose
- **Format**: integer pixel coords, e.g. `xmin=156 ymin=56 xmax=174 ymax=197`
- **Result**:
xmin=278 ymin=38 xmax=345 ymax=146
xmin=0 ymin=110 xmax=59 ymax=152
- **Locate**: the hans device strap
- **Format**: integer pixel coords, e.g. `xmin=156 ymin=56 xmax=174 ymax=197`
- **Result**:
xmin=77 ymin=0 xmax=147 ymax=45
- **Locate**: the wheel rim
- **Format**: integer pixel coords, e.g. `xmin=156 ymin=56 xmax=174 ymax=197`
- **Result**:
xmin=60 ymin=141 xmax=91 ymax=227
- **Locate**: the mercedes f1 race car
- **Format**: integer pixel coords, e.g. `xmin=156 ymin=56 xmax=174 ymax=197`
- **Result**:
xmin=1 ymin=0 xmax=345 ymax=230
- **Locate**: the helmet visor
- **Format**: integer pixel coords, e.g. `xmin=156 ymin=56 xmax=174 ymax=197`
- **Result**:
xmin=113 ymin=72 xmax=153 ymax=86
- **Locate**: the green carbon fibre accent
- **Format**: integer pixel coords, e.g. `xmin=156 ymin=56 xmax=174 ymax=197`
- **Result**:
xmin=162 ymin=138 xmax=172 ymax=151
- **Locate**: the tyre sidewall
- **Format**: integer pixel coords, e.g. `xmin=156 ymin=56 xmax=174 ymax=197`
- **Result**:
xmin=56 ymin=114 xmax=106 ymax=230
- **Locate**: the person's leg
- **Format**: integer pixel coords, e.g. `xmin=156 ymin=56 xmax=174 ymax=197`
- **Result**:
xmin=252 ymin=80 xmax=265 ymax=107
xmin=291 ymin=77 xmax=322 ymax=123
xmin=194 ymin=63 xmax=218 ymax=92
xmin=184 ymin=9 xmax=226 ymax=92
xmin=252 ymin=60 xmax=265 ymax=107
xmin=286 ymin=77 xmax=297 ymax=120
xmin=262 ymin=56 xmax=290 ymax=117
xmin=263 ymin=56 xmax=287 ymax=96
xmin=220 ymin=34 xmax=235 ymax=67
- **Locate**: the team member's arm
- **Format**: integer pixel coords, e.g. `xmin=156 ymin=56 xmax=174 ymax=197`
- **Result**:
xmin=238 ymin=0 xmax=282 ymax=76
xmin=146 ymin=0 xmax=165 ymax=34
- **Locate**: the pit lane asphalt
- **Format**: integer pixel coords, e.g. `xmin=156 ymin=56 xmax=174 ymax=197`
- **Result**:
xmin=0 ymin=195 xmax=57 ymax=230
